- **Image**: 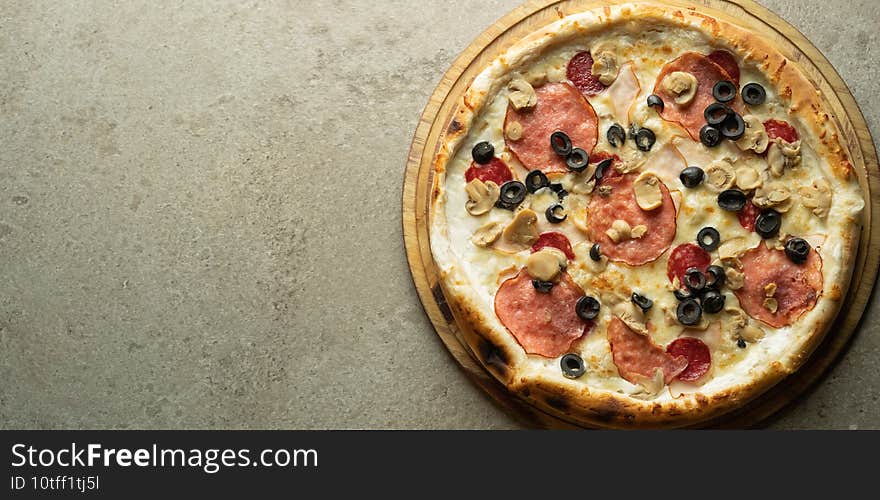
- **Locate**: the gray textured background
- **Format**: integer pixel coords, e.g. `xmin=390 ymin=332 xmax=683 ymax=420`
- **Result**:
xmin=1 ymin=1 xmax=877 ymax=429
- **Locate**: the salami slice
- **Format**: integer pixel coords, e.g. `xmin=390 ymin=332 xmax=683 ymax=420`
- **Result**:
xmin=587 ymin=173 xmax=677 ymax=266
xmin=653 ymin=52 xmax=738 ymax=140
xmin=734 ymin=242 xmax=824 ymax=328
xmin=737 ymin=200 xmax=760 ymax=232
xmin=667 ymin=243 xmax=711 ymax=283
xmin=531 ymin=232 xmax=575 ymax=260
xmin=505 ymin=83 xmax=599 ymax=174
xmin=566 ymin=51 xmax=607 ymax=97
xmin=465 ymin=157 xmax=513 ymax=185
xmin=666 ymin=337 xmax=711 ymax=382
xmin=707 ymin=50 xmax=740 ymax=85
xmin=494 ymin=270 xmax=592 ymax=358
xmin=764 ymin=119 xmax=799 ymax=143
xmin=607 ymin=318 xmax=688 ymax=385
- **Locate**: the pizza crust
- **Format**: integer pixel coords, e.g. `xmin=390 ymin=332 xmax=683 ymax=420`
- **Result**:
xmin=428 ymin=3 xmax=864 ymax=428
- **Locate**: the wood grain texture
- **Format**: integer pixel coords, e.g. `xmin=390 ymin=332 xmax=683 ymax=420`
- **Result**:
xmin=402 ymin=0 xmax=880 ymax=428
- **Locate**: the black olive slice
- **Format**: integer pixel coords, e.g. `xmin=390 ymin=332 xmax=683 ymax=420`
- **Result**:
xmin=576 ymin=295 xmax=601 ymax=321
xmin=684 ymin=267 xmax=707 ymax=291
xmin=784 ymin=237 xmax=811 ymax=264
xmin=549 ymin=183 xmax=569 ymax=200
xmin=713 ymin=80 xmax=737 ymax=103
xmin=546 ymin=203 xmax=567 ymax=224
xmin=560 ymin=353 xmax=587 ymax=379
xmin=525 ymin=170 xmax=550 ymax=193
xmin=677 ymin=299 xmax=703 ymax=326
xmin=674 ymin=287 xmax=695 ymax=301
xmin=589 ymin=243 xmax=602 ymax=262
xmin=635 ymin=128 xmax=656 ymax=152
xmin=721 ymin=113 xmax=746 ymax=140
xmin=680 ymin=166 xmax=705 ymax=188
xmin=533 ymin=280 xmax=554 ymax=294
xmin=631 ymin=292 xmax=654 ymax=312
xmin=594 ymin=158 xmax=614 ymax=181
xmin=737 ymin=338 xmax=748 ymax=349
xmin=471 ymin=141 xmax=494 ymax=164
xmin=718 ymin=189 xmax=747 ymax=212
xmin=551 ymin=131 xmax=573 ymax=157
xmin=701 ymin=289 xmax=726 ymax=314
xmin=755 ymin=209 xmax=782 ymax=239
xmin=700 ymin=125 xmax=721 ymax=147
xmin=697 ymin=227 xmax=721 ymax=252
xmin=647 ymin=94 xmax=664 ymax=111
xmin=704 ymin=102 xmax=732 ymax=126
xmin=566 ymin=148 xmax=590 ymax=172
xmin=705 ymin=265 xmax=727 ymax=289
xmin=497 ymin=181 xmax=527 ymax=210
xmin=607 ymin=124 xmax=626 ymax=148
xmin=742 ymin=83 xmax=767 ymax=106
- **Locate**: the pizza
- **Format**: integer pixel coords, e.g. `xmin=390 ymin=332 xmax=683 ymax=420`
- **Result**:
xmin=427 ymin=3 xmax=865 ymax=428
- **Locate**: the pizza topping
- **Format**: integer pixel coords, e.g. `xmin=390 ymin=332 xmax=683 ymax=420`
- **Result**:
xmin=497 ymin=180 xmax=528 ymax=210
xmin=707 ymin=50 xmax=740 ymax=84
xmin=607 ymin=123 xmax=626 ymax=147
xmin=589 ymin=243 xmax=602 ymax=262
xmin=734 ymin=165 xmax=762 ymax=191
xmin=697 ymin=226 xmax=721 ymax=252
xmin=631 ymin=292 xmax=654 ymax=313
xmin=734 ymin=115 xmax=770 ymax=154
xmin=767 ymin=139 xmax=803 ymax=177
xmin=752 ymin=182 xmax=792 ymax=212
xmin=706 ymin=265 xmax=727 ymax=289
xmin=545 ymin=203 xmax=568 ymax=224
xmin=718 ymin=236 xmax=750 ymax=265
xmin=764 ymin=119 xmax=799 ymax=143
xmin=608 ymin=317 xmax=689 ymax=386
xmin=704 ymin=102 xmax=731 ymax=126
xmin=613 ymin=300 xmax=649 ymax=335
xmin=633 ymin=172 xmax=663 ymax=211
xmin=725 ymin=267 xmax=745 ymax=290
xmin=465 ymin=157 xmax=513 ymax=185
xmin=755 ymin=209 xmax=782 ymax=239
xmin=502 ymin=208 xmax=540 ymax=247
xmin=799 ymin=179 xmax=833 ymax=218
xmin=712 ymin=80 xmax=737 ymax=103
xmin=526 ymin=247 xmax=567 ymax=282
xmin=718 ymin=189 xmax=747 ymax=212
xmin=784 ymin=237 xmax=812 ymax=264
xmin=494 ymin=271 xmax=592 ymax=358
xmin=647 ymin=94 xmax=664 ymax=111
xmin=465 ymin=178 xmax=500 ymax=216
xmin=741 ymin=83 xmax=767 ymax=106
xmin=680 ymin=166 xmax=705 ymax=188
xmin=634 ymin=127 xmax=657 ymax=152
xmin=661 ymin=71 xmax=698 ymax=105
xmin=606 ymin=219 xmax=632 ymax=243
xmin=684 ymin=267 xmax=707 ymax=291
xmin=531 ymin=232 xmax=575 ymax=260
xmin=471 ymin=141 xmax=495 ymax=164
xmin=666 ymin=337 xmax=711 ymax=382
xmin=734 ymin=241 xmax=823 ymax=328
xmin=525 ymin=170 xmax=550 ymax=193
xmin=567 ymin=51 xmax=608 ymax=96
xmin=591 ymin=47 xmax=620 ymax=86
xmin=565 ymin=148 xmax=590 ymax=172
xmin=700 ymin=125 xmax=722 ymax=147
xmin=667 ymin=243 xmax=711 ymax=283
xmin=737 ymin=200 xmax=761 ymax=231
xmin=506 ymin=83 xmax=598 ymax=174
xmin=594 ymin=157 xmax=616 ymax=182
xmin=533 ymin=280 xmax=554 ymax=293
xmin=507 ymin=76 xmax=538 ymax=111
xmin=505 ymin=121 xmax=523 ymax=141
xmin=677 ymin=299 xmax=703 ymax=326
xmin=764 ymin=282 xmax=778 ymax=298
xmin=572 ymin=296 xmax=600 ymax=324
xmin=701 ymin=289 xmax=726 ymax=314
xmin=471 ymin=221 xmax=504 ymax=247
xmin=720 ymin=112 xmax=746 ymax=140
xmin=560 ymin=353 xmax=587 ymax=379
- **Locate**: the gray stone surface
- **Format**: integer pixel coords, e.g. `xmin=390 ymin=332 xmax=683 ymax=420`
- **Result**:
xmin=0 ymin=1 xmax=877 ymax=430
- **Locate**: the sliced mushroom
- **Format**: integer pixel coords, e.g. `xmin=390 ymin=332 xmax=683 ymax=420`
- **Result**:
xmin=661 ymin=71 xmax=698 ymax=105
xmin=613 ymin=301 xmax=648 ymax=336
xmin=631 ymin=225 xmax=648 ymax=239
xmin=753 ymin=182 xmax=792 ymax=213
xmin=763 ymin=297 xmax=779 ymax=314
xmin=633 ymin=172 xmax=663 ymax=211
xmin=471 ymin=221 xmax=504 ymax=248
xmin=725 ymin=267 xmax=745 ymax=290
xmin=590 ymin=45 xmax=619 ymax=86
xmin=724 ymin=306 xmax=764 ymax=342
xmin=718 ymin=237 xmax=749 ymax=265
xmin=764 ymin=282 xmax=778 ymax=298
xmin=767 ymin=142 xmax=785 ymax=177
xmin=505 ymin=121 xmax=523 ymax=141
xmin=502 ymin=209 xmax=539 ymax=248
xmin=606 ymin=219 xmax=632 ymax=243
xmin=799 ymin=178 xmax=833 ymax=218
xmin=735 ymin=165 xmax=762 ymax=191
xmin=526 ymin=247 xmax=567 ymax=282
xmin=465 ymin=179 xmax=500 ymax=216
xmin=741 ymin=324 xmax=765 ymax=343
xmin=767 ymin=139 xmax=802 ymax=177
xmin=507 ymin=77 xmax=537 ymax=111
xmin=704 ymin=160 xmax=737 ymax=192
xmin=630 ymin=368 xmax=665 ymax=398
xmin=734 ymin=115 xmax=769 ymax=154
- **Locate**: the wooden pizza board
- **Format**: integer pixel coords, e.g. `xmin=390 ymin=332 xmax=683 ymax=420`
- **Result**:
xmin=402 ymin=0 xmax=880 ymax=428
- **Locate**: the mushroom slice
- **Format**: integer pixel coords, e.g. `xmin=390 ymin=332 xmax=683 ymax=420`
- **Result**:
xmin=502 ymin=209 xmax=539 ymax=248
xmin=507 ymin=76 xmax=537 ymax=111
xmin=753 ymin=182 xmax=792 ymax=213
xmin=735 ymin=165 xmax=762 ymax=191
xmin=590 ymin=46 xmax=619 ymax=86
xmin=633 ymin=172 xmax=663 ymax=211
xmin=631 ymin=225 xmax=648 ymax=239
xmin=704 ymin=160 xmax=736 ymax=192
xmin=526 ymin=247 xmax=567 ymax=282
xmin=661 ymin=71 xmax=698 ymax=105
xmin=471 ymin=221 xmax=504 ymax=248
xmin=465 ymin=179 xmax=500 ymax=216
xmin=505 ymin=121 xmax=523 ymax=141
xmin=734 ymin=115 xmax=769 ymax=154
xmin=725 ymin=267 xmax=745 ymax=290
xmin=799 ymin=178 xmax=833 ymax=218
xmin=606 ymin=219 xmax=632 ymax=243
xmin=613 ymin=301 xmax=648 ymax=336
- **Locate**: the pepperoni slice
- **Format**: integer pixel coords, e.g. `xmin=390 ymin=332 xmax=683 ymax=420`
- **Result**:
xmin=494 ymin=270 xmax=592 ymax=358
xmin=764 ymin=119 xmax=800 ymax=143
xmin=607 ymin=318 xmax=688 ymax=385
xmin=531 ymin=232 xmax=575 ymax=260
xmin=666 ymin=337 xmax=711 ymax=382
xmin=587 ymin=173 xmax=677 ymax=266
xmin=653 ymin=52 xmax=738 ymax=140
xmin=738 ymin=200 xmax=760 ymax=232
xmin=566 ymin=51 xmax=607 ymax=97
xmin=666 ymin=243 xmax=711 ymax=284
xmin=707 ymin=50 xmax=740 ymax=85
xmin=505 ymin=83 xmax=599 ymax=174
xmin=591 ymin=152 xmax=623 ymax=184
xmin=464 ymin=157 xmax=513 ymax=185
xmin=734 ymin=242 xmax=824 ymax=328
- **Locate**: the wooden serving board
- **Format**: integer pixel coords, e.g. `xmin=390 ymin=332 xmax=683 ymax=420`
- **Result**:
xmin=402 ymin=0 xmax=880 ymax=428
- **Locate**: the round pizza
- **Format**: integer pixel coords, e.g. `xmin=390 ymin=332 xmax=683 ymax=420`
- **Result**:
xmin=428 ymin=3 xmax=865 ymax=427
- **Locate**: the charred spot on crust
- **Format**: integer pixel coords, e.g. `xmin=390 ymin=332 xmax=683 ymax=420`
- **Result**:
xmin=545 ymin=396 xmax=570 ymax=411
xmin=478 ymin=339 xmax=509 ymax=377
xmin=589 ymin=407 xmax=617 ymax=423
xmin=448 ymin=119 xmax=463 ymax=134
xmin=431 ymin=283 xmax=454 ymax=322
